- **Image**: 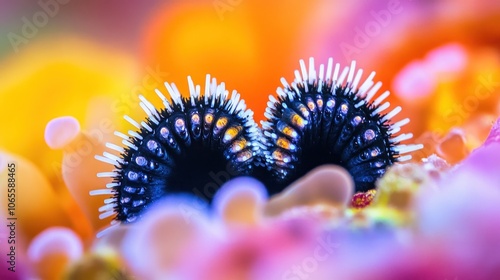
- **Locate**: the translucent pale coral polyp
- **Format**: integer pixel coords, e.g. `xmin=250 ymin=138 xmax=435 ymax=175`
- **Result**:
xmin=59 ymin=131 xmax=114 ymax=233
xmin=45 ymin=117 xmax=113 ymax=233
xmin=45 ymin=117 xmax=81 ymax=149
xmin=27 ymin=227 xmax=83 ymax=279
xmin=264 ymin=165 xmax=354 ymax=216
xmin=214 ymin=177 xmax=267 ymax=226
xmin=436 ymin=129 xmax=469 ymax=164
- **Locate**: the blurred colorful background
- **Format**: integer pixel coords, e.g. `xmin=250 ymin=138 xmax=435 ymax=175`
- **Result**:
xmin=1 ymin=0 xmax=500 ymax=279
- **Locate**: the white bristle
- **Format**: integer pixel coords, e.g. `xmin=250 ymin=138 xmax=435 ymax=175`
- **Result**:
xmin=308 ymin=57 xmax=316 ymax=83
xmin=351 ymin=69 xmax=363 ymax=90
xmin=391 ymin=133 xmax=414 ymax=143
xmin=393 ymin=144 xmax=424 ymax=154
xmin=364 ymin=81 xmax=383 ymax=102
xmin=155 ymin=89 xmax=173 ymax=112
xmin=332 ymin=62 xmax=340 ymax=82
xmin=103 ymin=152 xmax=121 ymax=163
xmin=294 ymin=70 xmax=302 ymax=83
xmin=122 ymin=140 xmax=138 ymax=150
xmin=280 ymin=77 xmax=290 ymax=89
xmin=204 ymin=74 xmax=211 ymax=103
xmin=106 ymin=182 xmax=120 ymax=188
xmin=99 ymin=210 xmax=115 ymax=220
xmin=139 ymin=102 xmax=159 ymax=124
xmin=104 ymin=198 xmax=116 ymax=204
xmin=95 ymin=155 xmax=116 ymax=165
xmin=165 ymin=82 xmax=184 ymax=110
xmin=354 ymin=100 xmax=365 ymax=109
xmin=358 ymin=71 xmax=376 ymax=95
xmin=326 ymin=58 xmax=334 ymax=81
xmin=141 ymin=121 xmax=153 ymax=132
xmin=346 ymin=60 xmax=356 ymax=85
xmin=90 ymin=189 xmax=114 ymax=196
xmin=187 ymin=76 xmax=196 ymax=106
xmin=388 ymin=126 xmax=401 ymax=134
xmin=373 ymin=90 xmax=390 ymax=106
xmin=318 ymin=64 xmax=325 ymax=81
xmin=397 ymin=155 xmax=412 ymax=162
xmin=106 ymin=142 xmax=125 ymax=153
xmin=99 ymin=203 xmax=117 ymax=213
xmin=381 ymin=106 xmax=402 ymax=122
xmin=114 ymin=131 xmax=129 ymax=140
xmin=128 ymin=130 xmax=143 ymax=140
xmin=124 ymin=115 xmax=141 ymax=129
xmin=392 ymin=118 xmax=410 ymax=129
xmin=139 ymin=95 xmax=160 ymax=121
xmin=371 ymin=102 xmax=390 ymax=116
xmin=97 ymin=172 xmax=117 ymax=178
xmin=336 ymin=66 xmax=350 ymax=86
xmin=299 ymin=59 xmax=307 ymax=82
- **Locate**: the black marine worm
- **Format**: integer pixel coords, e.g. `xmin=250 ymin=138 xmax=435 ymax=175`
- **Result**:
xmin=91 ymin=75 xmax=260 ymax=230
xmin=260 ymin=58 xmax=422 ymax=195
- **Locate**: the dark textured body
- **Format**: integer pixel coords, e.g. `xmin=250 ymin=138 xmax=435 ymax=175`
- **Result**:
xmin=260 ymin=82 xmax=397 ymax=194
xmin=114 ymin=97 xmax=257 ymax=222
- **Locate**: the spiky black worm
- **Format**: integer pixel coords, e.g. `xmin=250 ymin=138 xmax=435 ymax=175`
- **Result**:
xmin=91 ymin=75 xmax=260 ymax=233
xmin=259 ymin=58 xmax=422 ymax=194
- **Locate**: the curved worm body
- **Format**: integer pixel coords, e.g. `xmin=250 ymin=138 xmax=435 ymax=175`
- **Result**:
xmin=260 ymin=58 xmax=422 ymax=194
xmin=93 ymin=76 xmax=260 ymax=226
